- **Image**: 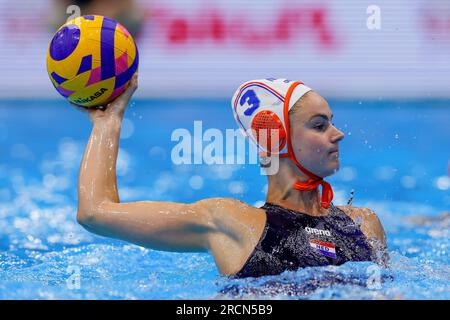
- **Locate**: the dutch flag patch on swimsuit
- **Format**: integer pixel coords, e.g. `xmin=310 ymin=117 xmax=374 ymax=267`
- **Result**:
xmin=309 ymin=239 xmax=337 ymax=259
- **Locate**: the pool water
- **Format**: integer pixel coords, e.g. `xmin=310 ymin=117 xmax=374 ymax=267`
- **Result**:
xmin=0 ymin=99 xmax=449 ymax=299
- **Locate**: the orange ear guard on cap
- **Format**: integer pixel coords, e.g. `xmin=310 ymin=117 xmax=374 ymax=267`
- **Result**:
xmin=251 ymin=110 xmax=287 ymax=157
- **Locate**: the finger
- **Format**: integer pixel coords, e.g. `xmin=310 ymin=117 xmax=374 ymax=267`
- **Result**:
xmin=119 ymin=73 xmax=138 ymax=101
xmin=95 ymin=104 xmax=107 ymax=111
xmin=69 ymin=102 xmax=108 ymax=118
xmin=104 ymin=73 xmax=138 ymax=114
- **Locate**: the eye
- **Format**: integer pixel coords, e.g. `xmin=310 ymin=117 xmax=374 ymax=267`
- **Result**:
xmin=314 ymin=123 xmax=326 ymax=130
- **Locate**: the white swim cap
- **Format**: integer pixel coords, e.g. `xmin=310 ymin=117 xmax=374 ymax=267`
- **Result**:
xmin=232 ymin=78 xmax=312 ymax=156
xmin=231 ymin=78 xmax=333 ymax=209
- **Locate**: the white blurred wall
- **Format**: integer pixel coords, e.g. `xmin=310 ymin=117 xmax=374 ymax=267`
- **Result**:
xmin=0 ymin=0 xmax=449 ymax=99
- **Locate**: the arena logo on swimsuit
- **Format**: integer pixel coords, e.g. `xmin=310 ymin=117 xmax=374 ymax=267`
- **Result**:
xmin=305 ymin=227 xmax=332 ymax=237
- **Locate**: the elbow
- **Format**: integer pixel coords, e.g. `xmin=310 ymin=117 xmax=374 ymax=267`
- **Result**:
xmin=76 ymin=208 xmax=97 ymax=228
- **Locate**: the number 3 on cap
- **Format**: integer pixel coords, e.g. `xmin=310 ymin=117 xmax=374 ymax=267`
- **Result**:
xmin=240 ymin=90 xmax=260 ymax=116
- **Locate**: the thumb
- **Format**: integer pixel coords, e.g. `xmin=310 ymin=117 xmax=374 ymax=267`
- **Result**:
xmin=105 ymin=72 xmax=138 ymax=115
xmin=114 ymin=73 xmax=138 ymax=103
xmin=121 ymin=73 xmax=138 ymax=100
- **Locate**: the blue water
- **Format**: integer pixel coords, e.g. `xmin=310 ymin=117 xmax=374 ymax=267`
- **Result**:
xmin=0 ymin=99 xmax=449 ymax=299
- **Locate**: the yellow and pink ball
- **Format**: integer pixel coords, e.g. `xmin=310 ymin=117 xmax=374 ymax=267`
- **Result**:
xmin=46 ymin=15 xmax=138 ymax=107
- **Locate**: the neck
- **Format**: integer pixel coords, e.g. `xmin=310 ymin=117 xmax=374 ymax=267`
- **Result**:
xmin=265 ymin=158 xmax=328 ymax=216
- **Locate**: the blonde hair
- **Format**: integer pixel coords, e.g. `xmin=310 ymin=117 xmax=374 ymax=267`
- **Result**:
xmin=289 ymin=90 xmax=313 ymax=116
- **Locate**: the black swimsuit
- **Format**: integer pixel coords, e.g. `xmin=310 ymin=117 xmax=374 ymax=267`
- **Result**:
xmin=234 ymin=202 xmax=375 ymax=278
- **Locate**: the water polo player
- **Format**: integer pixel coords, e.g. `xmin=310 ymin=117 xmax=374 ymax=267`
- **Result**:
xmin=75 ymin=73 xmax=388 ymax=278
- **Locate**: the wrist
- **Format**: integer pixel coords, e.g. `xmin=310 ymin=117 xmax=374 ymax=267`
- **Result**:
xmin=92 ymin=113 xmax=123 ymax=128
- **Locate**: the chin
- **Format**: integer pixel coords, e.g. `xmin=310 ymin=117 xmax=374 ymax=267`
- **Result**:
xmin=304 ymin=158 xmax=340 ymax=178
xmin=322 ymin=162 xmax=340 ymax=177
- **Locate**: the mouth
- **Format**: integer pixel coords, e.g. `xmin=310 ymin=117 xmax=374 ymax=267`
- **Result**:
xmin=329 ymin=151 xmax=339 ymax=158
xmin=328 ymin=147 xmax=339 ymax=158
xmin=328 ymin=148 xmax=339 ymax=154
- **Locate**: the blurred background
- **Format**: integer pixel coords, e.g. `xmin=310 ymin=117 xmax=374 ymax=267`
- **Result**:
xmin=0 ymin=0 xmax=449 ymax=98
xmin=0 ymin=0 xmax=449 ymax=299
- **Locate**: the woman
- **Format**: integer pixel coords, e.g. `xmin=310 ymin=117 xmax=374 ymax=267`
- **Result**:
xmin=76 ymin=74 xmax=388 ymax=278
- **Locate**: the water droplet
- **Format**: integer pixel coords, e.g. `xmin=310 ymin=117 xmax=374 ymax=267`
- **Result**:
xmin=401 ymin=176 xmax=416 ymax=189
xmin=189 ymin=175 xmax=204 ymax=190
xmin=435 ymin=176 xmax=450 ymax=190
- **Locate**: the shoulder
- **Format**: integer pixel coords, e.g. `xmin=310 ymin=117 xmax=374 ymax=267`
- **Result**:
xmin=195 ymin=197 xmax=267 ymax=275
xmin=337 ymin=205 xmax=389 ymax=265
xmin=196 ymin=197 xmax=265 ymax=219
xmin=195 ymin=197 xmax=266 ymax=235
xmin=336 ymin=205 xmax=386 ymax=243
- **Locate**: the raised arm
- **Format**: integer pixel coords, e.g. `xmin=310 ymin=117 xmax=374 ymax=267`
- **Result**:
xmin=76 ymin=74 xmax=220 ymax=252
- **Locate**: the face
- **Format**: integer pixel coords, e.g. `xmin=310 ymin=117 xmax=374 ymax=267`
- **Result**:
xmin=289 ymin=91 xmax=345 ymax=178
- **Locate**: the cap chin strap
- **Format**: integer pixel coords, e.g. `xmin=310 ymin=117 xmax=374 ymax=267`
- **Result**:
xmin=288 ymin=153 xmax=334 ymax=209
xmin=282 ymin=82 xmax=334 ymax=209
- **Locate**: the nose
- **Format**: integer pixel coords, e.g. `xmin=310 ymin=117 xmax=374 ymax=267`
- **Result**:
xmin=331 ymin=126 xmax=345 ymax=143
